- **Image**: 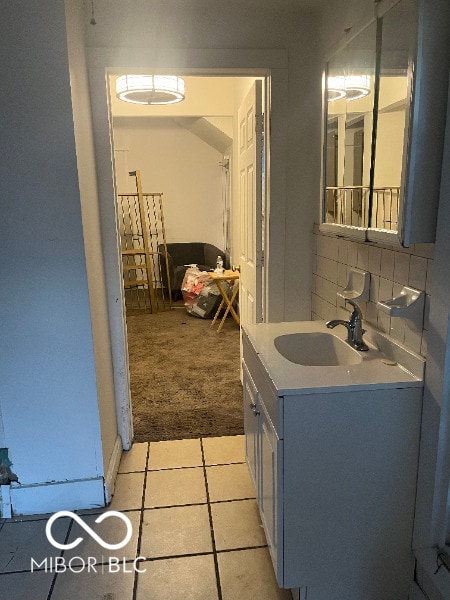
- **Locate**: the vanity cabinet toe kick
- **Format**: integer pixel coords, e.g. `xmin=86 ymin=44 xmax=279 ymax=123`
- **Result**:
xmin=242 ymin=331 xmax=423 ymax=600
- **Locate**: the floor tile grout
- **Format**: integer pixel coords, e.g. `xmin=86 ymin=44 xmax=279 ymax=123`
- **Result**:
xmin=132 ymin=441 xmax=151 ymax=600
xmin=200 ymin=438 xmax=223 ymax=600
xmin=1 ymin=436 xmax=266 ymax=600
xmin=143 ymin=460 xmax=246 ymax=473
xmin=47 ymin=510 xmax=74 ymax=600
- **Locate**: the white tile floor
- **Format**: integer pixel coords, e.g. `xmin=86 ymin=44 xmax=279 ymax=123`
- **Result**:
xmin=0 ymin=435 xmax=292 ymax=599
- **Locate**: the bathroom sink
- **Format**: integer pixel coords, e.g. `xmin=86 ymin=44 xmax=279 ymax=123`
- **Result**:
xmin=273 ymin=332 xmax=363 ymax=366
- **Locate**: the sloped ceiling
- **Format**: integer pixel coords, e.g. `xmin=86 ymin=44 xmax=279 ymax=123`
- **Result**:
xmin=173 ymin=117 xmax=232 ymax=153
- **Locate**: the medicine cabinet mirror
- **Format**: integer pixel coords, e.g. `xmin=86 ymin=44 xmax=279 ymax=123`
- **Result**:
xmin=320 ymin=0 xmax=449 ymax=246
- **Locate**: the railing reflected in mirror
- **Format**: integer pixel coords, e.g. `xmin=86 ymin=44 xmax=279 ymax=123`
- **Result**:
xmin=324 ymin=185 xmax=400 ymax=230
xmin=324 ymin=19 xmax=377 ymax=234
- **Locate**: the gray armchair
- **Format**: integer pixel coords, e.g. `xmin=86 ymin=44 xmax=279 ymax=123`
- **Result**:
xmin=159 ymin=242 xmax=229 ymax=300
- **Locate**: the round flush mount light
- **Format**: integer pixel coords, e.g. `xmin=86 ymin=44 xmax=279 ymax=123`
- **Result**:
xmin=344 ymin=75 xmax=371 ymax=101
xmin=327 ymin=75 xmax=370 ymax=102
xmin=327 ymin=76 xmax=347 ymax=101
xmin=116 ymin=75 xmax=185 ymax=105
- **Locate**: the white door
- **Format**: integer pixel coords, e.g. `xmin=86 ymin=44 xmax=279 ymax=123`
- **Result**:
xmin=238 ymin=80 xmax=264 ymax=326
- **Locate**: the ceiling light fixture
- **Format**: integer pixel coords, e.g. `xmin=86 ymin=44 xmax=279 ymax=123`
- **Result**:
xmin=327 ymin=76 xmax=347 ymax=101
xmin=116 ymin=75 xmax=185 ymax=105
xmin=327 ymin=75 xmax=370 ymax=102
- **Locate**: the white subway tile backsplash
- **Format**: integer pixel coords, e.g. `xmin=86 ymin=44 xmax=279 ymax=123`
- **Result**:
xmin=322 ymin=299 xmax=337 ymax=321
xmin=347 ymin=242 xmax=358 ymax=267
xmin=324 ymin=236 xmax=339 ymax=260
xmin=357 ymin=244 xmax=370 ymax=271
xmin=379 ymin=277 xmax=394 ymax=304
xmin=316 ymin=235 xmax=326 ymax=258
xmin=322 ymin=278 xmax=338 ymax=306
xmin=311 ymin=232 xmax=433 ymax=358
xmin=368 ymin=245 xmax=382 ymax=275
xmin=337 ymin=305 xmax=350 ymax=321
xmin=409 ymin=255 xmax=427 ymax=291
xmin=377 ymin=311 xmax=391 ymax=334
xmin=337 ymin=262 xmax=348 ymax=288
xmin=365 ymin=301 xmax=378 ymax=326
xmin=390 ymin=316 xmax=406 ymax=345
xmin=369 ymin=274 xmax=380 ymax=303
xmin=404 ymin=324 xmax=422 ymax=355
xmin=393 ymin=252 xmax=410 ymax=285
xmin=337 ymin=239 xmax=348 ymax=265
xmin=380 ymin=249 xmax=395 ymax=280
xmin=316 ymin=256 xmax=338 ymax=283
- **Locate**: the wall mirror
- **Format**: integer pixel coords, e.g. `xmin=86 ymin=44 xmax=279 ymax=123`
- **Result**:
xmin=321 ymin=0 xmax=449 ymax=246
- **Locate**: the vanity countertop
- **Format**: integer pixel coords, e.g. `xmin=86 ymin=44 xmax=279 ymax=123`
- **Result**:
xmin=243 ymin=320 xmax=425 ymax=396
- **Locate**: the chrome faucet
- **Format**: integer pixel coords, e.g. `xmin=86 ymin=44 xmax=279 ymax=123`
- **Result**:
xmin=326 ymin=299 xmax=369 ymax=351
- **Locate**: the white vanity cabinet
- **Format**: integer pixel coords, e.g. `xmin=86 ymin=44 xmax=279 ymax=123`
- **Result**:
xmin=243 ymin=359 xmax=282 ymax=575
xmin=242 ymin=325 xmax=424 ymax=600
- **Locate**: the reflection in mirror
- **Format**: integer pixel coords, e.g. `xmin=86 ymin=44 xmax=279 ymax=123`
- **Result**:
xmin=325 ymin=21 xmax=377 ymax=228
xmin=371 ymin=1 xmax=415 ymax=231
xmin=322 ymin=0 xmax=448 ymax=245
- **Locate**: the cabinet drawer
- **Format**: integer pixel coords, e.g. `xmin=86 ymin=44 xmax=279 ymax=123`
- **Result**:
xmin=242 ymin=333 xmax=282 ymax=437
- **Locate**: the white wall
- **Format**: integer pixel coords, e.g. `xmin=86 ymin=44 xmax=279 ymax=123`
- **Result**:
xmin=65 ymin=1 xmax=120 ymax=474
xmin=0 ymin=0 xmax=105 ymax=513
xmin=113 ymin=117 xmax=225 ymax=248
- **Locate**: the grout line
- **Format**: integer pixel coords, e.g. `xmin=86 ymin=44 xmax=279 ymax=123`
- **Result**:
xmin=143 ymin=501 xmax=207 ymax=510
xmin=147 ymin=465 xmax=203 ymax=472
xmin=147 ymin=464 xmax=203 ymax=472
xmin=134 ymin=550 xmax=215 ymax=563
xmin=209 ymin=497 xmax=256 ymax=504
xmin=132 ymin=441 xmax=151 ymax=600
xmin=204 ymin=461 xmax=246 ymax=467
xmin=200 ymin=438 xmax=223 ymax=600
xmin=47 ymin=517 xmax=74 ymax=600
xmin=145 ymin=461 xmax=246 ymax=473
xmin=216 ymin=544 xmax=268 ymax=554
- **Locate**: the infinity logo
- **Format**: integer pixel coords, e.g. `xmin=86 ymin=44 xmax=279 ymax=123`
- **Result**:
xmin=46 ymin=511 xmax=133 ymax=550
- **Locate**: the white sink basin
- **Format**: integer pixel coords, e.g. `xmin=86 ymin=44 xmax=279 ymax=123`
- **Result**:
xmin=274 ymin=331 xmax=363 ymax=366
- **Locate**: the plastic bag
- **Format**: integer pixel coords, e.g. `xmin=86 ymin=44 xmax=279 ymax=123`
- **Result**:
xmin=181 ymin=266 xmax=224 ymax=318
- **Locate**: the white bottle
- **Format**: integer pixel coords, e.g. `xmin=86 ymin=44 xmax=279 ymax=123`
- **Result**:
xmin=216 ymin=255 xmax=224 ymax=273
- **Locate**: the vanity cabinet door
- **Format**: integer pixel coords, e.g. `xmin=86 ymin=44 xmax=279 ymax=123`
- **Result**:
xmin=259 ymin=400 xmax=282 ymax=579
xmin=243 ymin=357 xmax=284 ymax=584
xmin=242 ymin=362 xmax=258 ymax=487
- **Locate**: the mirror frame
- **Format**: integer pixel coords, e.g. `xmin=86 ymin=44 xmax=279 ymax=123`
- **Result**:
xmin=320 ymin=0 xmax=449 ymax=247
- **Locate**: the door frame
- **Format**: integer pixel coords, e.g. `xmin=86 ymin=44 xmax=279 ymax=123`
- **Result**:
xmin=87 ymin=48 xmax=288 ymax=447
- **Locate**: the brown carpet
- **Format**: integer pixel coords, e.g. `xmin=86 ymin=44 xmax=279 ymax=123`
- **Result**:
xmin=126 ymin=307 xmax=244 ymax=442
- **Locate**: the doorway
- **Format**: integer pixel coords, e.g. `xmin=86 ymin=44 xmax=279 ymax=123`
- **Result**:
xmin=87 ymin=48 xmax=288 ymax=450
xmin=108 ymin=73 xmax=267 ymax=443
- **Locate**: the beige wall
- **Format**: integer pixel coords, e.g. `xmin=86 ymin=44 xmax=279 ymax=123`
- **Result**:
xmin=113 ymin=117 xmax=225 ymax=248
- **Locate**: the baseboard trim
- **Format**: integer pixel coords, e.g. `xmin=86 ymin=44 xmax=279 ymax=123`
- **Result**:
xmin=104 ymin=435 xmax=123 ymax=505
xmin=10 ymin=477 xmax=105 ymax=515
